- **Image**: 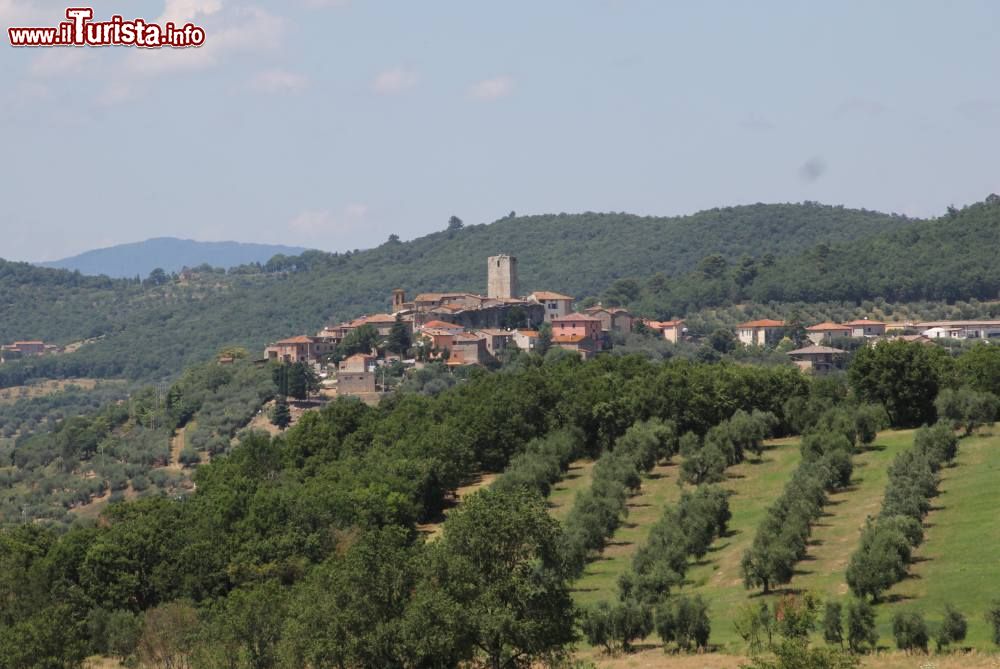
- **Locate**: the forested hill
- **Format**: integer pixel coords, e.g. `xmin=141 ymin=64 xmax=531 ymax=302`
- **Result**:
xmin=624 ymin=196 xmax=1000 ymax=318
xmin=0 ymin=202 xmax=910 ymax=385
xmin=39 ymin=237 xmax=309 ymax=278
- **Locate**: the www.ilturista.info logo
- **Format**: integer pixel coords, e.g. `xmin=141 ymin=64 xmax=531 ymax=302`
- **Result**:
xmin=8 ymin=8 xmax=206 ymax=48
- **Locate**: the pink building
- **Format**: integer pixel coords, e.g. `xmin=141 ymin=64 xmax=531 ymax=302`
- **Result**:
xmin=551 ymin=313 xmax=603 ymax=342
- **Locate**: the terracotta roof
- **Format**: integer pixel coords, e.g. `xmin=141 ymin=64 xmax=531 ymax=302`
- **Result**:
xmin=644 ymin=319 xmax=684 ymax=329
xmin=787 ymin=345 xmax=847 ymax=356
xmin=844 ymin=319 xmax=885 ymax=326
xmin=452 ymin=333 xmax=482 ymax=342
xmin=553 ymin=313 xmax=603 ymax=323
xmin=530 ymin=291 xmax=574 ymax=301
xmin=737 ymin=319 xmax=786 ymax=328
xmin=420 ymin=320 xmax=462 ymax=330
xmin=553 ymin=334 xmax=588 ymax=343
xmin=422 ymin=328 xmax=458 ymax=337
xmin=475 ymin=329 xmax=512 ymax=337
xmin=274 ymin=335 xmax=315 ymax=345
xmin=806 ymin=322 xmax=851 ymax=332
xmin=344 ymin=353 xmax=374 ymax=362
xmin=516 ymin=330 xmax=540 ymax=338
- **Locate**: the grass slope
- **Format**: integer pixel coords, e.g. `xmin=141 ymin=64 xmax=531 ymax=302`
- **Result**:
xmin=878 ymin=430 xmax=1000 ymax=650
xmin=571 ymin=461 xmax=683 ymax=607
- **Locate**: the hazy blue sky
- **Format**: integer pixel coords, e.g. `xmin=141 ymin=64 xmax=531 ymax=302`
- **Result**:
xmin=2 ymin=1 xmax=999 ymax=262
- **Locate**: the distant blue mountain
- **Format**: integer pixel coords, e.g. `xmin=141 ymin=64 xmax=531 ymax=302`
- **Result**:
xmin=39 ymin=237 xmax=311 ymax=278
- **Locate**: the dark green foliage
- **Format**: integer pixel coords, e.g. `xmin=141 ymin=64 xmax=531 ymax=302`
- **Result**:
xmin=581 ymin=599 xmax=653 ymax=654
xmin=742 ymin=429 xmax=845 ymax=594
xmin=854 ymin=404 xmax=890 ymax=447
xmin=386 ymin=314 xmax=411 ymax=355
xmin=654 ymin=594 xmax=711 ymax=652
xmin=892 ymin=610 xmax=929 ymax=652
xmin=630 ymin=486 xmax=729 ymax=604
xmin=847 ymin=421 xmax=959 ymax=600
xmin=849 ymin=341 xmax=947 ymax=428
xmin=846 ymin=599 xmax=878 ymax=653
xmin=679 ymin=442 xmax=728 ymax=485
xmin=0 ymin=356 xmax=813 ymax=667
xmin=985 ymin=600 xmax=1000 ymax=647
xmin=935 ymin=386 xmax=999 ymax=436
xmin=284 ymin=363 xmax=318 ymax=401
xmin=429 ymin=486 xmax=577 ymax=668
xmin=270 ymin=396 xmax=291 ymax=430
xmin=822 ymin=601 xmax=843 ymax=647
xmin=936 ymin=604 xmax=967 ymax=651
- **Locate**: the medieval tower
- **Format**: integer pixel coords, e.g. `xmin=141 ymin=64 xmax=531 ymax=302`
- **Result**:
xmin=487 ymin=254 xmax=518 ymax=299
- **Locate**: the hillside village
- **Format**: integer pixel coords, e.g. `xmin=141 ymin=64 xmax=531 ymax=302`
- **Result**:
xmin=259 ymin=254 xmax=1000 ymax=400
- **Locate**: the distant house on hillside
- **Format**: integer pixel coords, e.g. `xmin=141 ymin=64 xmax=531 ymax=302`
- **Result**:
xmin=265 ymin=336 xmax=316 ymax=363
xmin=552 ymin=313 xmax=603 ymax=343
xmin=844 ymin=319 xmax=886 ymax=337
xmin=528 ymin=291 xmax=574 ymax=323
xmin=805 ymin=322 xmax=852 ymax=344
xmin=915 ymin=320 xmax=1000 ymax=340
xmin=583 ymin=305 xmax=634 ymax=334
xmin=736 ymin=319 xmax=786 ymax=347
xmin=338 ymin=353 xmax=376 ymax=373
xmin=553 ymin=334 xmax=598 ymax=360
xmin=787 ymin=344 xmax=846 ymax=374
xmin=642 ymin=319 xmax=685 ymax=343
xmin=512 ymin=329 xmax=539 ymax=351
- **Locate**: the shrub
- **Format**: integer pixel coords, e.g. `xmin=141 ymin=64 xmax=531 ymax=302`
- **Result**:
xmin=655 ymin=594 xmax=710 ymax=652
xmin=985 ymin=600 xmax=1000 ymax=647
xmin=936 ymin=604 xmax=967 ymax=651
xmin=892 ymin=610 xmax=928 ymax=652
xmin=846 ymin=599 xmax=878 ymax=653
xmin=822 ymin=601 xmax=843 ymax=647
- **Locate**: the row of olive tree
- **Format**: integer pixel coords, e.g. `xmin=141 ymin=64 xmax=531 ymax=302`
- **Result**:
xmin=846 ymin=422 xmax=958 ymax=601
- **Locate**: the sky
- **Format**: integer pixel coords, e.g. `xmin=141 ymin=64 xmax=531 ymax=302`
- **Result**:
xmin=1 ymin=1 xmax=999 ymax=262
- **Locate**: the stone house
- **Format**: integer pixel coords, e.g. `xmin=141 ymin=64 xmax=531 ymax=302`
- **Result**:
xmin=736 ymin=319 xmax=786 ymax=347
xmin=528 ymin=291 xmax=574 ymax=323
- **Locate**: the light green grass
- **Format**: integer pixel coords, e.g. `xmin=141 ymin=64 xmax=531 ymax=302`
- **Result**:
xmin=788 ymin=430 xmax=915 ymax=599
xmin=571 ymin=461 xmax=683 ymax=607
xmin=877 ymin=430 xmax=1000 ymax=650
xmin=549 ymin=460 xmax=595 ymax=522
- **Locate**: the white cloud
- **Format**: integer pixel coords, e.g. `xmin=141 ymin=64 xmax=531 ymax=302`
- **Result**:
xmin=288 ymin=204 xmax=369 ymax=239
xmin=344 ymin=203 xmax=369 ymax=219
xmin=0 ymin=0 xmax=52 ymax=27
xmin=29 ymin=49 xmax=94 ymax=77
xmin=468 ymin=75 xmax=514 ymax=100
xmin=156 ymin=0 xmax=222 ymax=25
xmin=372 ymin=67 xmax=418 ymax=94
xmin=98 ymin=82 xmax=135 ymax=106
xmin=289 ymin=210 xmax=336 ymax=235
xmin=128 ymin=7 xmax=286 ymax=76
xmin=302 ymin=0 xmax=350 ymax=7
xmin=251 ymin=68 xmax=308 ymax=93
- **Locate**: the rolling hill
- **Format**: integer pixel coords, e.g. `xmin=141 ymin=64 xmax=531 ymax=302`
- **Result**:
xmin=38 ymin=237 xmax=309 ymax=278
xmin=0 ymin=199 xmax=952 ymax=387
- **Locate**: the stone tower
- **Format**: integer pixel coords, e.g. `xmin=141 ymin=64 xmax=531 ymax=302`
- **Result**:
xmin=487 ymin=254 xmax=518 ymax=299
xmin=391 ymin=288 xmax=406 ymax=311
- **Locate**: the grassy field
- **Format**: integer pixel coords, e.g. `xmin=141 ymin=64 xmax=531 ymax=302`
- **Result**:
xmin=572 ymin=427 xmax=1000 ymax=666
xmin=571 ymin=460 xmax=684 ymax=607
xmin=549 ymin=459 xmax=596 ymax=521
xmin=877 ymin=430 xmax=1000 ymax=649
xmin=0 ymin=378 xmax=103 ymax=404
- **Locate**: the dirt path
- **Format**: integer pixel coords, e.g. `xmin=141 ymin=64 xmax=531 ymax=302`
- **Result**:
xmin=417 ymin=473 xmax=499 ymax=540
xmin=167 ymin=425 xmax=187 ymax=471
